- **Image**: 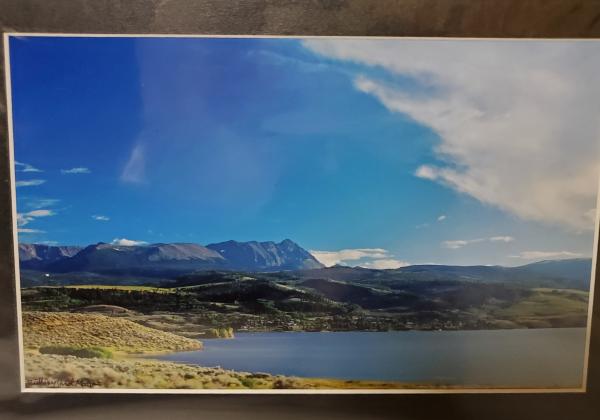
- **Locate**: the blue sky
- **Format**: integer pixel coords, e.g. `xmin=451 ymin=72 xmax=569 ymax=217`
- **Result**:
xmin=9 ymin=36 xmax=599 ymax=267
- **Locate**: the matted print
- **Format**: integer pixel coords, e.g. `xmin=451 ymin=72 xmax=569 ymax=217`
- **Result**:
xmin=5 ymin=34 xmax=600 ymax=393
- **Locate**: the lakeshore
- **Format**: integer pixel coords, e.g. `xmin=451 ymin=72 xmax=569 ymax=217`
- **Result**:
xmin=21 ymin=311 xmax=411 ymax=390
xmin=21 ymin=311 xmax=586 ymax=390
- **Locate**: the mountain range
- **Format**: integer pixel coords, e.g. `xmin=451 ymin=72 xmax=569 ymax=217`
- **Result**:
xmin=289 ymin=258 xmax=593 ymax=290
xmin=17 ymin=240 xmax=593 ymax=291
xmin=18 ymin=243 xmax=83 ymax=270
xmin=18 ymin=240 xmax=324 ymax=274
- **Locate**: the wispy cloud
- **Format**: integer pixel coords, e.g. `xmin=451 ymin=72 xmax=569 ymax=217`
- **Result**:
xmin=26 ymin=209 xmax=54 ymax=217
xmin=18 ymin=228 xmax=45 ymax=234
xmin=310 ymin=248 xmax=408 ymax=269
xmin=442 ymin=239 xmax=484 ymax=249
xmin=310 ymin=248 xmax=388 ymax=266
xmin=17 ymin=209 xmax=55 ymax=226
xmin=111 ymin=238 xmax=147 ymax=246
xmin=16 ymin=179 xmax=46 ymax=188
xmin=61 ymin=167 xmax=90 ymax=174
xmin=416 ymin=214 xmax=447 ymax=229
xmin=304 ymin=40 xmax=600 ymax=231
xmin=490 ymin=236 xmax=515 ymax=243
xmin=415 ymin=166 xmax=437 ymax=181
xmin=248 ymin=49 xmax=331 ymax=73
xmin=15 ymin=161 xmax=42 ymax=173
xmin=443 ymin=236 xmax=515 ymax=249
xmin=359 ymin=258 xmax=410 ymax=269
xmin=121 ymin=144 xmax=146 ymax=183
xmin=509 ymin=250 xmax=583 ymax=260
xmin=22 ymin=198 xmax=60 ymax=210
xmin=92 ymin=215 xmax=110 ymax=221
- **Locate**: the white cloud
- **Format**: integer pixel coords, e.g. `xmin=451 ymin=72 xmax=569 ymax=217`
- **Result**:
xmin=359 ymin=258 xmax=410 ymax=269
xmin=509 ymin=250 xmax=583 ymax=260
xmin=24 ymin=198 xmax=60 ymax=209
xmin=16 ymin=214 xmax=28 ymax=226
xmin=443 ymin=236 xmax=515 ymax=249
xmin=61 ymin=167 xmax=90 ymax=174
xmin=121 ymin=144 xmax=146 ymax=183
xmin=92 ymin=215 xmax=110 ymax=221
xmin=443 ymin=239 xmax=484 ymax=249
xmin=111 ymin=238 xmax=147 ymax=246
xmin=26 ymin=209 xmax=54 ymax=217
xmin=38 ymin=240 xmax=58 ymax=245
xmin=15 ymin=161 xmax=42 ymax=173
xmin=415 ymin=166 xmax=437 ymax=181
xmin=16 ymin=179 xmax=45 ymax=187
xmin=310 ymin=248 xmax=409 ymax=269
xmin=18 ymin=228 xmax=45 ymax=234
xmin=310 ymin=248 xmax=389 ymax=266
xmin=417 ymin=214 xmax=446 ymax=228
xmin=17 ymin=209 xmax=55 ymax=226
xmin=490 ymin=236 xmax=515 ymax=243
xmin=304 ymin=39 xmax=600 ymax=231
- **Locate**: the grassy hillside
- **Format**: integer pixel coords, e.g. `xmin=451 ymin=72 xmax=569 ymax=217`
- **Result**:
xmin=24 ymin=352 xmax=414 ymax=389
xmin=22 ymin=311 xmax=202 ymax=353
xmin=289 ymin=260 xmax=593 ymax=290
xmin=60 ymin=285 xmax=174 ymax=293
xmin=488 ymin=288 xmax=589 ymax=328
xmin=21 ymin=270 xmax=590 ymax=333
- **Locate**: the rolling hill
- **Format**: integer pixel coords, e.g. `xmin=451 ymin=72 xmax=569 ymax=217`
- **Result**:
xmin=291 ymin=259 xmax=593 ymax=291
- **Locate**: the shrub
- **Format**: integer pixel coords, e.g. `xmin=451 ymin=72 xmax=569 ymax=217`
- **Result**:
xmin=240 ymin=377 xmax=255 ymax=388
xmin=39 ymin=345 xmax=113 ymax=359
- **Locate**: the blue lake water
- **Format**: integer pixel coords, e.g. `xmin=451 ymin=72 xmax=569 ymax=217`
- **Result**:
xmin=155 ymin=328 xmax=587 ymax=388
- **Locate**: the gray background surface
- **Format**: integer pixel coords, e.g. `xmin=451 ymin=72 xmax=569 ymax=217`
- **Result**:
xmin=1 ymin=1 xmax=600 ymax=419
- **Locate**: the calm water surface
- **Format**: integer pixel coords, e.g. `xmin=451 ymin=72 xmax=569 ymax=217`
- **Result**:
xmin=155 ymin=328 xmax=586 ymax=387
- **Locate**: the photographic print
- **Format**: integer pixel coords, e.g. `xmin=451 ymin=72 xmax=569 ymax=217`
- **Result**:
xmin=5 ymin=34 xmax=600 ymax=393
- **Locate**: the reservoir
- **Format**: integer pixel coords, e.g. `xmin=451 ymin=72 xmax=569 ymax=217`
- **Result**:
xmin=155 ymin=328 xmax=586 ymax=388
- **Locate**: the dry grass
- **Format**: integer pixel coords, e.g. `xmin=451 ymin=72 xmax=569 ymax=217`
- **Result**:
xmin=126 ymin=313 xmax=235 ymax=339
xmin=23 ymin=352 xmax=413 ymax=389
xmin=23 ymin=311 xmax=202 ymax=353
xmin=22 ymin=311 xmax=415 ymax=390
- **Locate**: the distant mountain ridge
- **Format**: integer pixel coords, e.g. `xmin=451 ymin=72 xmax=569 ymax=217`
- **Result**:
xmin=207 ymin=239 xmax=323 ymax=271
xmin=18 ymin=244 xmax=83 ymax=270
xmin=292 ymin=258 xmax=593 ymax=290
xmin=18 ymin=242 xmax=593 ymax=290
xmin=18 ymin=239 xmax=324 ymax=274
xmin=46 ymin=242 xmax=226 ymax=274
